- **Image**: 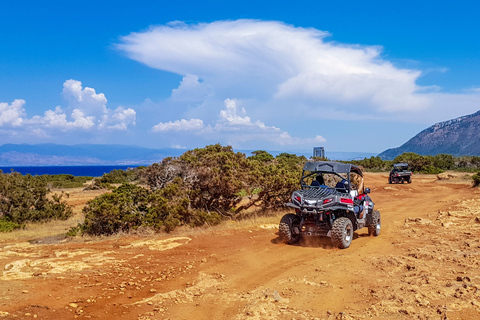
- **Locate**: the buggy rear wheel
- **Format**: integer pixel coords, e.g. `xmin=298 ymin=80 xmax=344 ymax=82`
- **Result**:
xmin=279 ymin=214 xmax=301 ymax=244
xmin=368 ymin=210 xmax=381 ymax=236
xmin=331 ymin=217 xmax=353 ymax=249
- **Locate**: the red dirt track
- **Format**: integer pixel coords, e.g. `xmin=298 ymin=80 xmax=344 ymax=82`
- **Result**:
xmin=1 ymin=173 xmax=480 ymax=319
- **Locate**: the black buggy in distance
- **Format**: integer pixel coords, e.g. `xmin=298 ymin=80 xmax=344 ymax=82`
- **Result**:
xmin=279 ymin=161 xmax=381 ymax=249
xmin=388 ymin=162 xmax=412 ymax=184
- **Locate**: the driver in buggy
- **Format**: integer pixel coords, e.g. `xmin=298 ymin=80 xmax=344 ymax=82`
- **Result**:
xmin=336 ymin=177 xmax=369 ymax=219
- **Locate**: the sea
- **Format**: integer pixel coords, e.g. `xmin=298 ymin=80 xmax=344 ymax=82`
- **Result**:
xmin=0 ymin=165 xmax=144 ymax=177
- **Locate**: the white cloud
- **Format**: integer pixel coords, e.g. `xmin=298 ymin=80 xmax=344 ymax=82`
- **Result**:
xmin=100 ymin=107 xmax=137 ymax=130
xmin=0 ymin=99 xmax=26 ymax=127
xmin=219 ymin=98 xmax=258 ymax=126
xmin=170 ymin=74 xmax=211 ymax=102
xmin=116 ymin=19 xmax=480 ymax=152
xmin=152 ymin=118 xmax=205 ymax=132
xmin=118 ymin=19 xmax=430 ymax=116
xmin=28 ymin=106 xmax=96 ymax=131
xmin=0 ymin=80 xmax=137 ymax=144
xmin=152 ymin=98 xmax=326 ymax=149
xmin=62 ymin=79 xmax=108 ymax=114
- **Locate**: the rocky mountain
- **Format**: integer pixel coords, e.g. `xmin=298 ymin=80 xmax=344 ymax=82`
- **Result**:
xmin=379 ymin=110 xmax=480 ymax=159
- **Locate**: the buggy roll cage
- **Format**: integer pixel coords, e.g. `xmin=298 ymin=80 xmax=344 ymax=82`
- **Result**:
xmin=392 ymin=162 xmax=409 ymax=170
xmin=300 ymin=161 xmax=363 ymax=193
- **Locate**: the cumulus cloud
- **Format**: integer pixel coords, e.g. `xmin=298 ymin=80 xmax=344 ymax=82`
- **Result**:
xmin=29 ymin=106 xmax=96 ymax=130
xmin=152 ymin=98 xmax=325 ymax=148
xmin=152 ymin=118 xmax=204 ymax=132
xmin=0 ymin=99 xmax=26 ymax=127
xmin=62 ymin=79 xmax=108 ymax=115
xmin=0 ymin=80 xmax=137 ymax=144
xmin=100 ymin=107 xmax=137 ymax=130
xmin=116 ymin=19 xmax=480 ymax=151
xmin=170 ymin=74 xmax=211 ymax=102
xmin=118 ymin=19 xmax=430 ymax=116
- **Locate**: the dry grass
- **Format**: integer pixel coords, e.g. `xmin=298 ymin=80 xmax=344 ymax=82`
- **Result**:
xmin=0 ymin=214 xmax=84 ymax=243
xmin=0 ymin=210 xmax=287 ymax=245
xmin=0 ymin=182 xmax=288 ymax=244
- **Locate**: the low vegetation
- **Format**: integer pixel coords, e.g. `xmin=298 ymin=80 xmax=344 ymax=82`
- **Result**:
xmin=83 ymin=167 xmax=144 ymax=190
xmin=3 ymin=145 xmax=480 ymax=235
xmin=472 ymin=171 xmax=480 ymax=187
xmin=43 ymin=174 xmax=93 ymax=188
xmin=350 ymin=152 xmax=480 ymax=174
xmin=70 ymin=145 xmax=306 ymax=236
xmin=0 ymin=172 xmax=72 ymax=231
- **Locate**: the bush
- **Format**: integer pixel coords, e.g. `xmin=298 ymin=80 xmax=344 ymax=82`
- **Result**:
xmin=74 ymin=180 xmax=222 ymax=236
xmin=44 ymin=174 xmax=93 ymax=188
xmin=0 ymin=218 xmax=22 ymax=232
xmin=0 ymin=172 xmax=72 ymax=226
xmin=350 ymin=156 xmax=392 ymax=172
xmin=77 ymin=145 xmax=308 ymax=236
xmin=472 ymin=171 xmax=480 ymax=187
xmin=99 ymin=168 xmax=139 ymax=184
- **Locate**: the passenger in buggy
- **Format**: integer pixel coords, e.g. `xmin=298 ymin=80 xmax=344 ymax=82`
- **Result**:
xmin=310 ymin=174 xmax=325 ymax=187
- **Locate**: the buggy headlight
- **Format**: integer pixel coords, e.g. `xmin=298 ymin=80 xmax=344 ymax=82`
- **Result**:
xmin=323 ymin=198 xmax=333 ymax=204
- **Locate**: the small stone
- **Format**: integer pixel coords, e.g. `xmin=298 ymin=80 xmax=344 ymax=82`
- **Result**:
xmin=273 ymin=291 xmax=282 ymax=302
xmin=22 ymin=290 xmax=29 ymax=294
xmin=69 ymin=303 xmax=78 ymax=308
xmin=150 ymin=289 xmax=157 ymax=293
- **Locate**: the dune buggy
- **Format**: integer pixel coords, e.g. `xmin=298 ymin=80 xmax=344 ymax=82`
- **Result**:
xmin=388 ymin=162 xmax=412 ymax=184
xmin=279 ymin=161 xmax=381 ymax=249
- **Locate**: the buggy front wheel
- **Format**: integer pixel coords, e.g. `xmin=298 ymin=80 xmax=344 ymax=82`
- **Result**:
xmin=279 ymin=214 xmax=301 ymax=244
xmin=331 ymin=217 xmax=353 ymax=249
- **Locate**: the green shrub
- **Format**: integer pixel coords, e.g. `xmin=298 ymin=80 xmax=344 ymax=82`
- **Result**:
xmin=44 ymin=174 xmax=93 ymax=188
xmin=0 ymin=218 xmax=22 ymax=232
xmin=472 ymin=171 xmax=480 ymax=187
xmin=83 ymin=178 xmax=112 ymax=190
xmin=99 ymin=168 xmax=139 ymax=184
xmin=75 ymin=179 xmax=222 ymax=236
xmin=0 ymin=172 xmax=72 ymax=225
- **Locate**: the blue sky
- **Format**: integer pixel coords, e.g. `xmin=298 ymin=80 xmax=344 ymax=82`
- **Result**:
xmin=1 ymin=0 xmax=480 ymax=154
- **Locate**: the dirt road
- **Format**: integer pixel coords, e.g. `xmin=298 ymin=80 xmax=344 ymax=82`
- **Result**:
xmin=1 ymin=173 xmax=480 ymax=319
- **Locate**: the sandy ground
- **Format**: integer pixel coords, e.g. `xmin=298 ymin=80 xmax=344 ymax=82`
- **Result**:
xmin=1 ymin=172 xmax=480 ymax=319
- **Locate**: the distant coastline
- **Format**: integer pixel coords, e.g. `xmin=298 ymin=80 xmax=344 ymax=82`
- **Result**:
xmin=0 ymin=165 xmax=145 ymax=177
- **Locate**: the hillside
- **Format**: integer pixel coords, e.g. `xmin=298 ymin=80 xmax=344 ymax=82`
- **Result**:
xmin=379 ymin=110 xmax=480 ymax=159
